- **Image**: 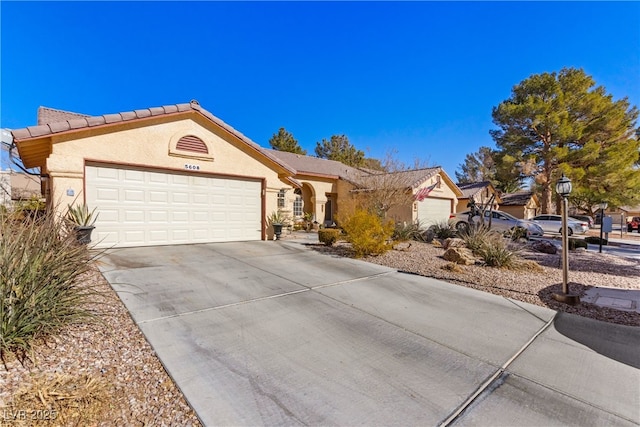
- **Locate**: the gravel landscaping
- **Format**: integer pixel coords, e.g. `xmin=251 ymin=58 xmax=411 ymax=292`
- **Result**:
xmin=310 ymin=236 xmax=640 ymax=327
xmin=1 ymin=233 xmax=638 ymax=425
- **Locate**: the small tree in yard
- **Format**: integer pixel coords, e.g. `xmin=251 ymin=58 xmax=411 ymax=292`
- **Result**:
xmin=354 ymin=150 xmax=432 ymax=220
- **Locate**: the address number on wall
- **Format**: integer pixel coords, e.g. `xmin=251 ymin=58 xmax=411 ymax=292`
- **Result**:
xmin=184 ymin=164 xmax=200 ymax=171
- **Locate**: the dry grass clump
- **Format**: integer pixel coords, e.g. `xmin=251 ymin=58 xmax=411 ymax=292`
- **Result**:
xmin=6 ymin=373 xmax=110 ymax=426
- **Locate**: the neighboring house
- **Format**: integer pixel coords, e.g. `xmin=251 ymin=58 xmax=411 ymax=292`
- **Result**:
xmin=456 ymin=181 xmax=501 ymax=213
xmin=499 ymin=191 xmax=540 ymax=219
xmin=0 ymin=169 xmax=42 ymax=206
xmin=266 ymin=149 xmax=462 ymax=228
xmin=11 ymin=102 xmax=460 ymax=248
xmin=0 ymin=170 xmax=10 ymax=205
xmin=11 ymin=172 xmax=42 ymax=201
xmin=366 ymin=167 xmax=462 ymax=226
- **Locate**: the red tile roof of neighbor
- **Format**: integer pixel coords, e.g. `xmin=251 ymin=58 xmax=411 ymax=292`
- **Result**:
xmin=11 ymin=101 xmax=297 ymax=175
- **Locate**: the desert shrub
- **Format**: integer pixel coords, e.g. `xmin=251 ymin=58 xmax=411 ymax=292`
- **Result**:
xmin=585 ymin=236 xmax=608 ymax=246
xmin=340 ymin=209 xmax=394 ymax=257
xmin=476 ymin=235 xmax=521 ymax=268
xmin=1 ymin=211 xmax=101 ymax=360
xmin=506 ymin=226 xmax=529 ymax=241
xmin=430 ymin=221 xmax=458 ymax=239
xmin=458 ymin=225 xmax=495 ymax=254
xmin=393 ymin=222 xmax=428 ymax=242
xmin=568 ymin=238 xmax=588 ymax=250
xmin=318 ymin=229 xmax=341 ymax=246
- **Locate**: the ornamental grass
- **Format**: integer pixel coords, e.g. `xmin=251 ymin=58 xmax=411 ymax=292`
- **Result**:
xmin=1 ymin=210 xmax=101 ymax=363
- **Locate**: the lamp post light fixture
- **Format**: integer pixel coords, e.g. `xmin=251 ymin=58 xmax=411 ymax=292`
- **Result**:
xmin=552 ymin=174 xmax=580 ymax=305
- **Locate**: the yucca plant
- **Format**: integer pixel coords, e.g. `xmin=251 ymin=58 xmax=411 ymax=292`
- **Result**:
xmin=66 ymin=204 xmax=98 ymax=227
xmin=459 ymin=225 xmax=495 ymax=254
xmin=1 ymin=211 xmax=101 ymax=361
xmin=476 ymin=235 xmax=521 ymax=268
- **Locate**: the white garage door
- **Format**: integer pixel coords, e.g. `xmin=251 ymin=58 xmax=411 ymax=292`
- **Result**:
xmin=417 ymin=198 xmax=452 ymax=227
xmin=86 ymin=165 xmax=262 ymax=248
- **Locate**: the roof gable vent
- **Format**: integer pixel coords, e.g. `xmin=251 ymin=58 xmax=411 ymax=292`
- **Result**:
xmin=176 ymin=135 xmax=208 ymax=154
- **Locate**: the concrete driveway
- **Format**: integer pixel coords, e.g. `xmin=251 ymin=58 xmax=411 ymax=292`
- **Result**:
xmin=98 ymin=241 xmax=640 ymax=426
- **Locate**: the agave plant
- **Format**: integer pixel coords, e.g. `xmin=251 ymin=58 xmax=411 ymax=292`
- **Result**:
xmin=66 ymin=204 xmax=98 ymax=227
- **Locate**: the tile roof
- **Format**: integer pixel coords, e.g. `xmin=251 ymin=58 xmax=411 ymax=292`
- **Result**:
xmin=499 ymin=191 xmax=535 ymax=206
xmin=37 ymin=106 xmax=89 ymax=125
xmin=265 ymin=149 xmax=370 ymax=185
xmin=456 ymin=181 xmax=493 ymax=199
xmin=358 ymin=167 xmax=441 ymax=190
xmin=265 ymin=150 xmax=447 ymax=191
xmin=12 ymin=103 xmax=194 ymax=141
xmin=11 ymin=101 xmax=297 ymax=175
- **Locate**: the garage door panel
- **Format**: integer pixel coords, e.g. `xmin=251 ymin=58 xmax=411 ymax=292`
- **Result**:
xmin=124 ymin=189 xmax=144 ymax=202
xmin=172 ymin=193 xmax=189 ymax=204
xmin=417 ymin=198 xmax=452 ymax=227
xmin=172 ymin=211 xmax=189 ymax=222
xmin=149 ymin=211 xmax=168 ymax=222
xmin=96 ymin=188 xmax=119 ymax=202
xmin=125 ymin=210 xmax=145 ymax=222
xmin=86 ymin=165 xmax=262 ymax=248
xmin=149 ymin=191 xmax=168 ymax=203
xmin=149 ymin=230 xmax=169 ymax=243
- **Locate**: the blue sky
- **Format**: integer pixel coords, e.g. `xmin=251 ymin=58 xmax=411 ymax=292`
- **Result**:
xmin=1 ymin=1 xmax=639 ymax=177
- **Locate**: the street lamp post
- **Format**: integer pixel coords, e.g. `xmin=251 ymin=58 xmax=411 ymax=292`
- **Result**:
xmin=552 ymin=174 xmax=580 ymax=305
xmin=597 ymin=202 xmax=608 ymax=254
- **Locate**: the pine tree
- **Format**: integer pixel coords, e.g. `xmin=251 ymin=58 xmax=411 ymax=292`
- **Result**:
xmin=269 ymin=128 xmax=306 ymax=154
xmin=491 ymin=67 xmax=639 ymax=213
xmin=314 ymin=135 xmax=365 ymax=167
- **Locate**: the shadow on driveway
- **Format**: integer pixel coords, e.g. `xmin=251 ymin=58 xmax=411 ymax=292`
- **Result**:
xmin=552 ymin=312 xmax=640 ymax=369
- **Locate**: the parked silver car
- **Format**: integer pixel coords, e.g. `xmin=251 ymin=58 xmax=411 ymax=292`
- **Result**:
xmin=532 ymin=214 xmax=589 ymax=235
xmin=449 ymin=210 xmax=544 ymax=237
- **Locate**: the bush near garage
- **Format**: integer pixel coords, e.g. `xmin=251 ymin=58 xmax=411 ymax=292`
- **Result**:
xmin=318 ymin=229 xmax=342 ymax=246
xmin=0 ymin=210 xmax=101 ymax=361
xmin=339 ymin=209 xmax=394 ymax=257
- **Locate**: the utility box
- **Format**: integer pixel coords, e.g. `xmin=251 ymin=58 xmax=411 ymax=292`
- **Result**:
xmin=602 ymin=216 xmax=613 ymax=233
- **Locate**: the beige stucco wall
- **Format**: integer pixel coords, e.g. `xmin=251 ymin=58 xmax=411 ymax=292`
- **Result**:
xmin=44 ymin=117 xmax=292 ymax=237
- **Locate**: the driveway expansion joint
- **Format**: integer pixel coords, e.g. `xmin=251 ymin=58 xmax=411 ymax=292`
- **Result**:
xmin=438 ymin=315 xmax=556 ymax=426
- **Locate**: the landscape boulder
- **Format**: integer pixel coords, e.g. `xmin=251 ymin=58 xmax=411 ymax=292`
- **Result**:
xmin=530 ymin=240 xmax=557 ymax=254
xmin=443 ymin=247 xmax=476 ymax=265
xmin=443 ymin=238 xmax=466 ymax=249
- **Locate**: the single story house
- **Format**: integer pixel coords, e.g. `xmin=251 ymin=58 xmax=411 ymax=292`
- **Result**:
xmin=266 ymin=149 xmax=462 ymax=228
xmin=499 ymin=191 xmax=540 ymax=219
xmin=456 ymin=181 xmax=501 ymax=213
xmin=11 ymin=102 xmax=461 ymax=248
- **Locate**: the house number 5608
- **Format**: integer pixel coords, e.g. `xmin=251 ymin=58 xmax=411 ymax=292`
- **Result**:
xmin=184 ymin=164 xmax=200 ymax=171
